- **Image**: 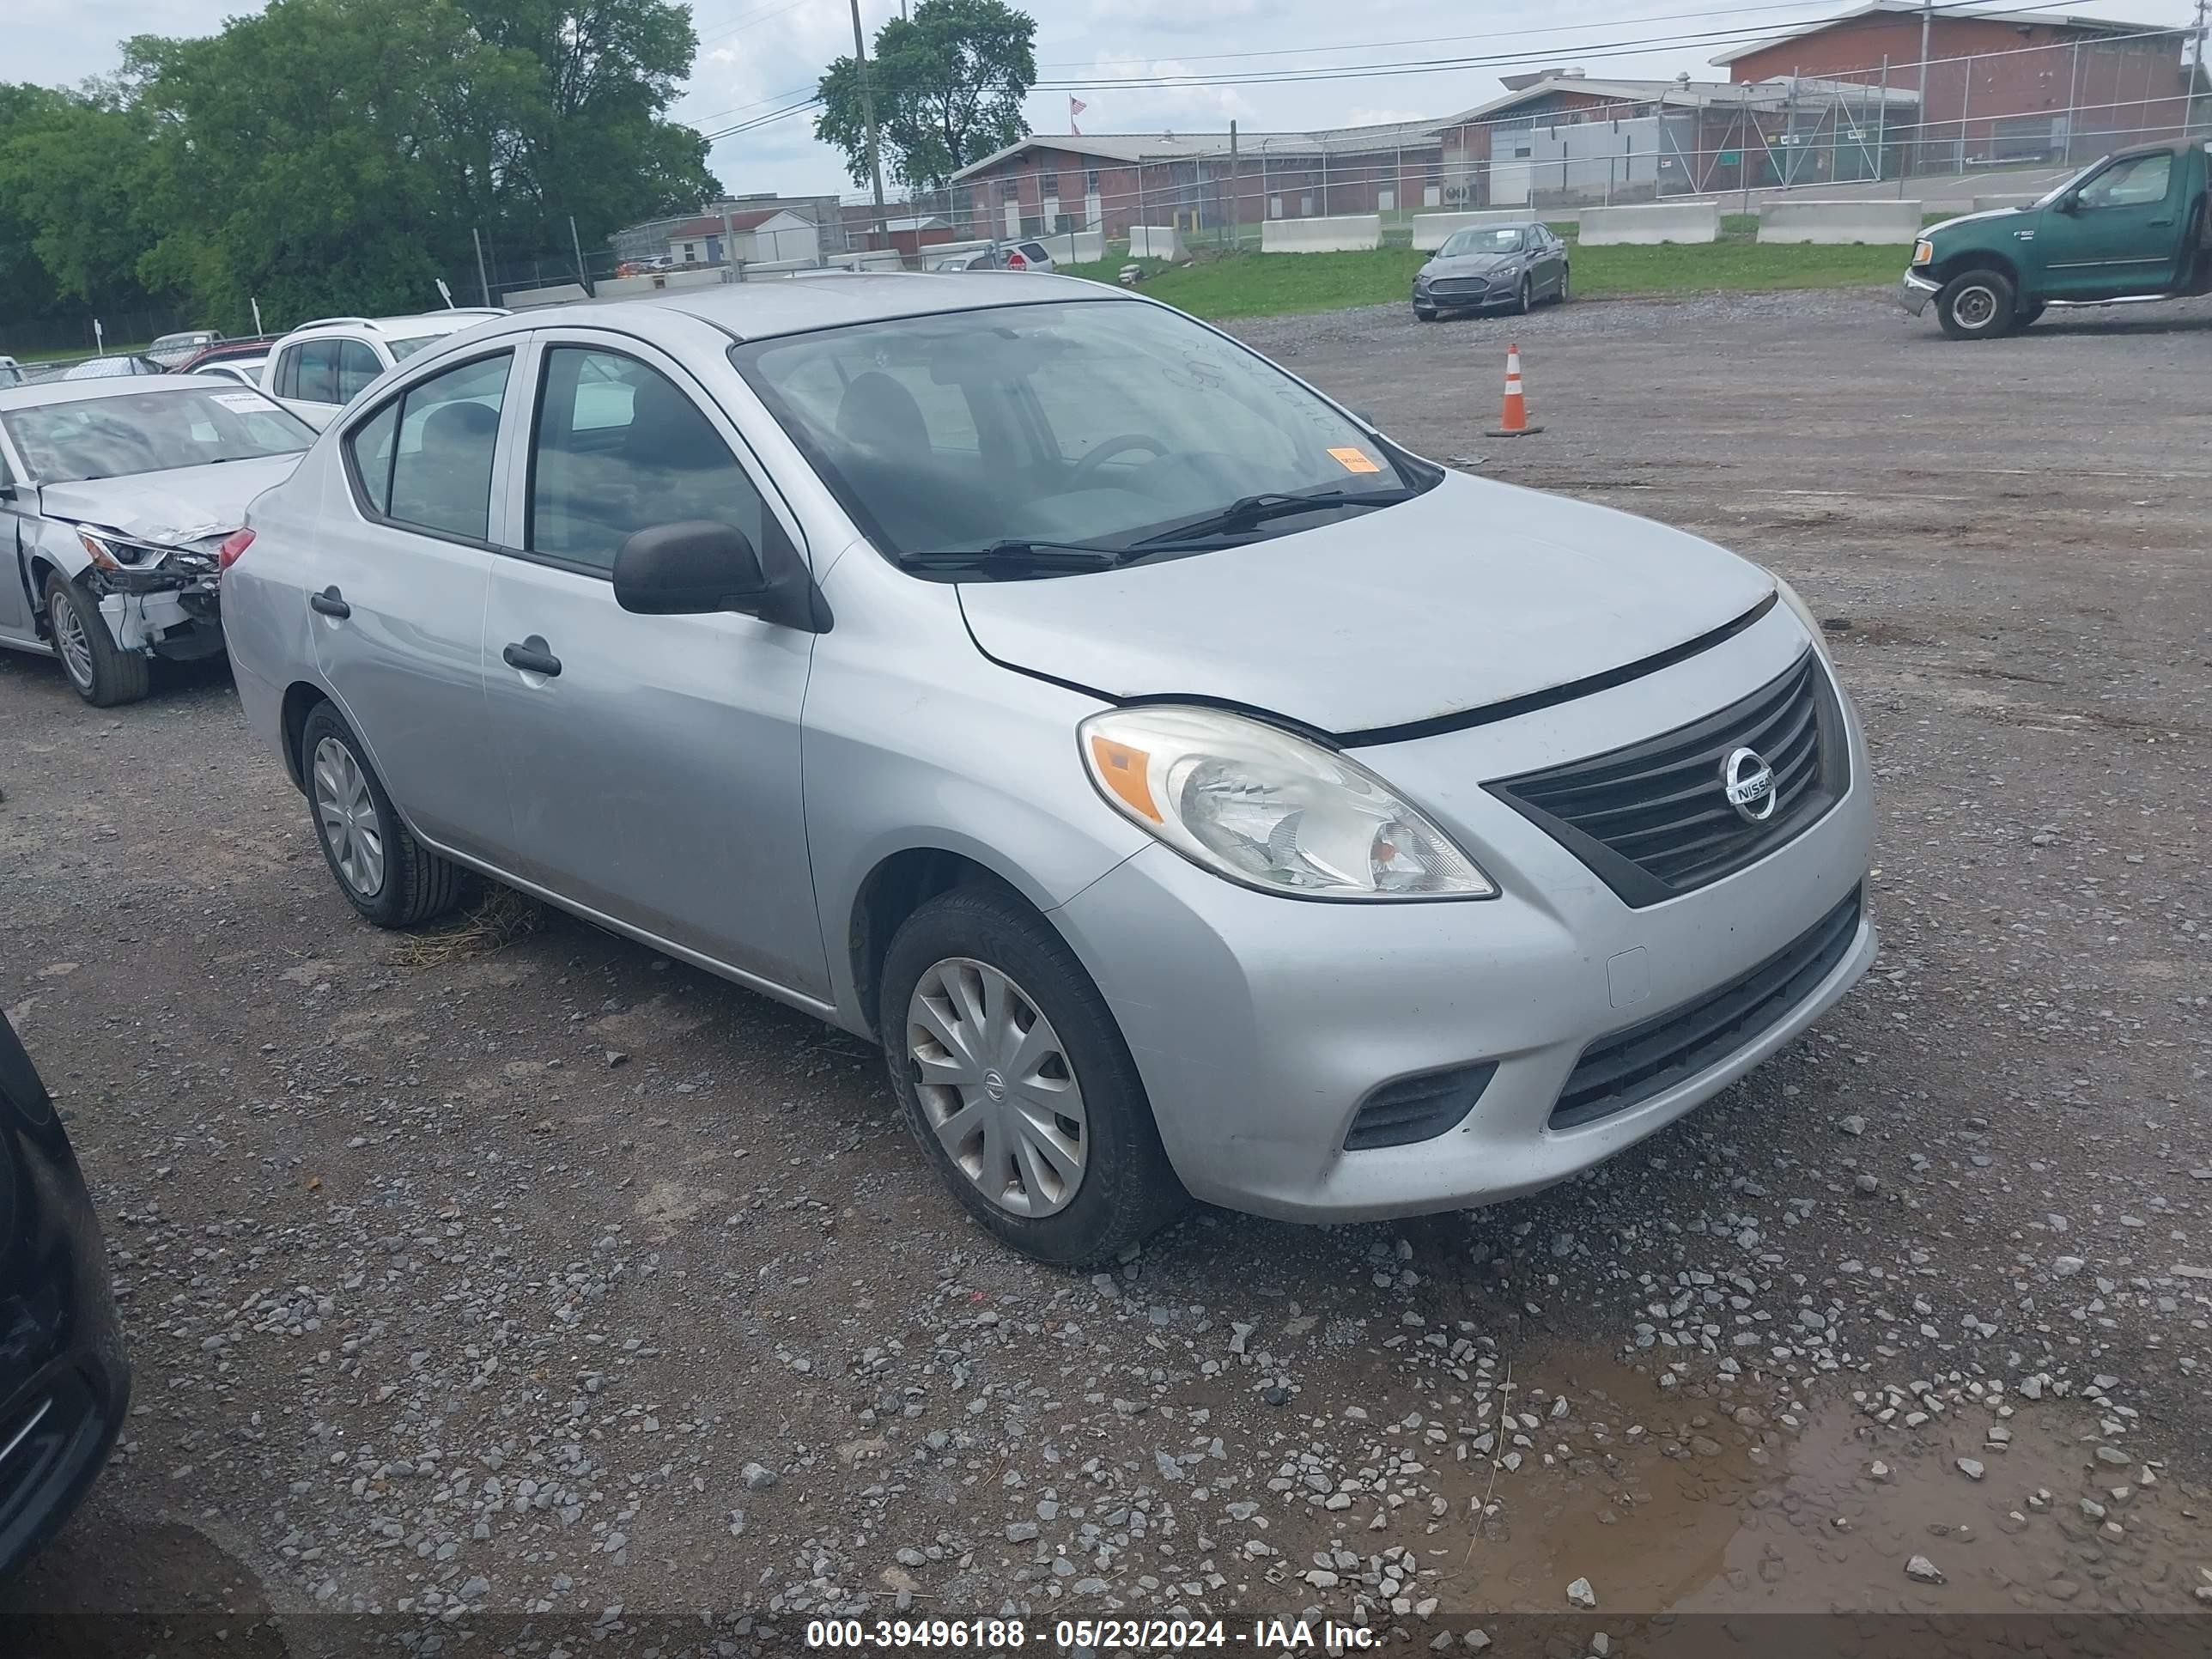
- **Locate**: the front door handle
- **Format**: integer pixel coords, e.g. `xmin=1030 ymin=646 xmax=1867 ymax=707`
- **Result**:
xmin=310 ymin=587 xmax=349 ymax=619
xmin=2148 ymin=217 xmax=2174 ymax=228
xmin=501 ymin=638 xmax=562 ymax=678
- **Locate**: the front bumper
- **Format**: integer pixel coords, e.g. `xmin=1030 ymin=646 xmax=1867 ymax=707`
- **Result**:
xmin=1054 ymin=612 xmax=1876 ymax=1223
xmin=1417 ymin=282 xmax=1521 ymax=311
xmin=1899 ymin=269 xmax=1941 ymax=316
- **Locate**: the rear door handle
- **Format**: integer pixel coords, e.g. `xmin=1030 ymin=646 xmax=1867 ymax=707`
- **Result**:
xmin=2149 ymin=217 xmax=2174 ymax=228
xmin=310 ymin=587 xmax=350 ymax=619
xmin=501 ymin=638 xmax=562 ymax=678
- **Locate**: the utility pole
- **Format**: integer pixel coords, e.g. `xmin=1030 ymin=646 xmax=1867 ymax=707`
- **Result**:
xmin=1917 ymin=0 xmax=1934 ymax=173
xmin=1228 ymin=120 xmax=1239 ymax=251
xmin=472 ymin=227 xmax=491 ymax=307
xmin=849 ymin=0 xmax=890 ymax=246
xmin=2190 ymin=0 xmax=2207 ymax=137
xmin=568 ymin=216 xmax=590 ymax=293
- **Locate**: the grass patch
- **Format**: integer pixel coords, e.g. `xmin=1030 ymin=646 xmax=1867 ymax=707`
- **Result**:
xmin=1066 ymin=222 xmax=1911 ymax=322
xmin=5 ymin=342 xmax=155 ymax=364
xmin=386 ymin=883 xmax=548 ymax=967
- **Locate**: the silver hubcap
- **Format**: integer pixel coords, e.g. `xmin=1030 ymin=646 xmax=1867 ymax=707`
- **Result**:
xmin=1955 ymin=286 xmax=1998 ymax=328
xmin=52 ymin=593 xmax=94 ymax=690
xmin=906 ymin=958 xmax=1086 ymax=1218
xmin=312 ymin=736 xmax=386 ymax=896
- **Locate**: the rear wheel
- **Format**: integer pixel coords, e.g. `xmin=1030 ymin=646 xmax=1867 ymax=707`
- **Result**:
xmin=879 ymin=884 xmax=1187 ymax=1266
xmin=1936 ymin=268 xmax=2017 ymax=340
xmin=300 ymin=702 xmax=467 ymax=928
xmin=43 ymin=572 xmax=149 ymax=707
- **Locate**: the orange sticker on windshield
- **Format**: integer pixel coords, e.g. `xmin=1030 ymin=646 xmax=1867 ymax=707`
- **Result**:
xmin=1328 ymin=447 xmax=1382 ymax=474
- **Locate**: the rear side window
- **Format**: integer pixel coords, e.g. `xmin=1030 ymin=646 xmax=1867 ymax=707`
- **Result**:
xmin=526 ymin=346 xmax=766 ymax=572
xmin=293 ymin=339 xmax=340 ymax=404
xmin=2079 ymin=151 xmax=2172 ymax=209
xmin=335 ymin=339 xmax=383 ymax=402
xmin=347 ymin=352 xmax=512 ymax=541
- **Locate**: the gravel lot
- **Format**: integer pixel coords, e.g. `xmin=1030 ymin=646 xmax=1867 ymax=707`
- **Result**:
xmin=5 ymin=285 xmax=2211 ymax=1654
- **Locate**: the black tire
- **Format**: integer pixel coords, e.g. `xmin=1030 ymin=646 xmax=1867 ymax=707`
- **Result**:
xmin=879 ymin=884 xmax=1187 ymax=1267
xmin=1936 ymin=267 xmax=2017 ymax=340
xmin=43 ymin=572 xmax=149 ymax=707
xmin=1515 ymin=275 xmax=1533 ymax=315
xmin=2014 ymin=300 xmax=2046 ymax=328
xmin=1413 ymin=303 xmax=1438 ymax=322
xmin=298 ymin=702 xmax=467 ymax=928
xmin=1557 ymin=264 xmax=1571 ymax=304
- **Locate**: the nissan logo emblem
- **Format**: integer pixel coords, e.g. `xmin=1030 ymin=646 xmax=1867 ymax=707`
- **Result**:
xmin=1721 ymin=746 xmax=1777 ymax=823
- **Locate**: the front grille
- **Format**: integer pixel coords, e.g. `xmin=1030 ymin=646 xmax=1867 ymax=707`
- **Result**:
xmin=1428 ymin=279 xmax=1491 ymax=297
xmin=1550 ymin=885 xmax=1863 ymax=1130
xmin=1343 ymin=1062 xmax=1498 ymax=1152
xmin=1487 ymin=650 xmax=1845 ymax=908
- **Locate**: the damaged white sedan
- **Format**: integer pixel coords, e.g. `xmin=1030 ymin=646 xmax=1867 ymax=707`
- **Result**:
xmin=0 ymin=374 xmax=314 ymax=704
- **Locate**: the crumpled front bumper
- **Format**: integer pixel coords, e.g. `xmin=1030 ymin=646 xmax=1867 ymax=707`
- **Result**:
xmin=1898 ymin=269 xmax=1941 ymax=316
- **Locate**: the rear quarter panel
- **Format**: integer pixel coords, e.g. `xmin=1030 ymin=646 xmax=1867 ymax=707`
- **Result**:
xmin=222 ymin=459 xmax=331 ymax=772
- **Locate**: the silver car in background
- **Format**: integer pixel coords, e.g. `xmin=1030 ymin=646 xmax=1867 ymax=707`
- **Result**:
xmin=2 ymin=375 xmax=314 ymax=704
xmin=221 ymin=274 xmax=1875 ymax=1264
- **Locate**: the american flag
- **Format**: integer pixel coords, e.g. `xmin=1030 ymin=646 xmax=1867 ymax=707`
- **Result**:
xmin=1069 ymin=96 xmax=1086 ymax=136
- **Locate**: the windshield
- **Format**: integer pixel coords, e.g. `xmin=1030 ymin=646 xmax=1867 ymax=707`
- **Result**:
xmin=2034 ymin=155 xmax=2110 ymax=207
xmin=732 ymin=299 xmax=1432 ymax=563
xmin=2 ymin=386 xmax=315 ymax=483
xmin=1440 ymin=227 xmax=1529 ymax=256
xmin=387 ymin=335 xmax=442 ymax=362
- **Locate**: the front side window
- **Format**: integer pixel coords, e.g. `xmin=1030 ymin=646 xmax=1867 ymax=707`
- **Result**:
xmin=2077 ymin=152 xmax=2171 ymax=210
xmin=735 ymin=299 xmax=1433 ymax=567
xmin=527 ymin=346 xmax=766 ymax=572
xmin=1 ymin=387 xmax=314 ymax=484
xmin=350 ymin=352 xmax=512 ymax=541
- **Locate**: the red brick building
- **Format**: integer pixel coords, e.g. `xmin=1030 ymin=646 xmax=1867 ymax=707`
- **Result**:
xmin=1714 ymin=3 xmax=2205 ymax=166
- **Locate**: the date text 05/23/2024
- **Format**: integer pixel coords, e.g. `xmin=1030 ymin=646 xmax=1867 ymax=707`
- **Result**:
xmin=805 ymin=1617 xmax=1381 ymax=1651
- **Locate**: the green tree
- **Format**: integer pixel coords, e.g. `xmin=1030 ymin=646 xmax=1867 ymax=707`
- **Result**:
xmin=0 ymin=83 xmax=164 ymax=313
xmin=816 ymin=0 xmax=1035 ymax=191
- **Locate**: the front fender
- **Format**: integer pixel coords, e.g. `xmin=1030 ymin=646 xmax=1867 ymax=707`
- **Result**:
xmin=27 ymin=518 xmax=95 ymax=588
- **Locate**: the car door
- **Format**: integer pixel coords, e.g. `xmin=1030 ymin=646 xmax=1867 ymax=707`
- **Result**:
xmin=0 ymin=440 xmax=32 ymax=641
xmin=2033 ymin=150 xmax=2183 ymax=299
xmin=477 ymin=329 xmax=827 ymax=998
xmin=308 ymin=348 xmax=514 ymax=860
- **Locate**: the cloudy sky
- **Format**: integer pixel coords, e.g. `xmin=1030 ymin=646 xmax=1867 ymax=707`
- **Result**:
xmin=15 ymin=0 xmax=2195 ymax=202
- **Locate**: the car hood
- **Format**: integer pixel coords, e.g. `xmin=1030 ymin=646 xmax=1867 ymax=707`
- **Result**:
xmin=1921 ymin=205 xmax=2032 ymax=239
xmin=956 ymin=471 xmax=1776 ymax=737
xmin=1420 ymin=252 xmax=1522 ymax=278
xmin=38 ymin=454 xmax=302 ymax=546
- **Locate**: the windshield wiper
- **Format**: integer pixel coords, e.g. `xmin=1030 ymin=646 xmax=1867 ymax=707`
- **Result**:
xmin=1132 ymin=487 xmax=1416 ymax=549
xmin=901 ymin=539 xmax=1124 ymax=574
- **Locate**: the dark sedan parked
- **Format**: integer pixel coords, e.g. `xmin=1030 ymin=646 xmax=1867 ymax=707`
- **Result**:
xmin=1413 ymin=222 xmax=1570 ymax=320
xmin=0 ymin=1012 xmax=128 ymax=1583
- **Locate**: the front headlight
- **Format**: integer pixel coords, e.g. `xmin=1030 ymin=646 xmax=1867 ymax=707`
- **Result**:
xmin=1079 ymin=705 xmax=1495 ymax=901
xmin=1768 ymin=571 xmax=1836 ymax=671
xmin=1912 ymin=239 xmax=1934 ymax=266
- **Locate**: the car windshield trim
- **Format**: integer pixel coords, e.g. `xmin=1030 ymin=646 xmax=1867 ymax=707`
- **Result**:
xmin=728 ymin=297 xmax=1439 ymax=578
xmin=0 ymin=387 xmax=316 ymax=484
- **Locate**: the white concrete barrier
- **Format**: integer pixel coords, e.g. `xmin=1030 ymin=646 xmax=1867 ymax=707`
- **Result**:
xmin=1038 ymin=229 xmax=1104 ymax=264
xmin=1577 ymin=201 xmax=1720 ymax=245
xmin=659 ymin=267 xmax=729 ymax=289
xmin=1127 ymin=226 xmax=1187 ymax=260
xmin=1409 ymin=210 xmax=1549 ymax=251
xmin=1972 ymin=194 xmax=2039 ymax=213
xmin=825 ymin=249 xmax=902 ymax=270
xmin=1261 ymin=214 xmax=1382 ymax=253
xmin=501 ymin=283 xmax=589 ymax=308
xmin=594 ymin=274 xmax=661 ymax=297
xmin=740 ymin=258 xmax=818 ymax=279
xmin=1757 ymin=198 xmax=1923 ymax=245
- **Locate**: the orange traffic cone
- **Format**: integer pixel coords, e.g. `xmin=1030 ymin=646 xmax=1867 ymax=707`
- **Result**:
xmin=1486 ymin=343 xmax=1544 ymax=437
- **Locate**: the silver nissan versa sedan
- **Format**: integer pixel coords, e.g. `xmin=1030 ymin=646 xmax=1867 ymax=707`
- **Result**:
xmin=220 ymin=272 xmax=1875 ymax=1265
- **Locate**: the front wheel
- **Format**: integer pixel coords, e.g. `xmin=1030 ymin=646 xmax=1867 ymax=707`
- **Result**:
xmin=43 ymin=572 xmax=149 ymax=707
xmin=879 ymin=884 xmax=1187 ymax=1266
xmin=1515 ymin=276 xmax=1533 ymax=315
xmin=1936 ymin=268 xmax=2017 ymax=340
xmin=300 ymin=702 xmax=468 ymax=928
xmin=1413 ymin=302 xmax=1438 ymax=322
xmin=1557 ymin=264 xmax=1571 ymax=304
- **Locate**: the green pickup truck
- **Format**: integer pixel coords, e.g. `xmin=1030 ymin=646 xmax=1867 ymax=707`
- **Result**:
xmin=1900 ymin=140 xmax=2212 ymax=339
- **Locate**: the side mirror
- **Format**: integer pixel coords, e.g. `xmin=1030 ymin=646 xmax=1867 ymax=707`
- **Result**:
xmin=2054 ymin=193 xmax=2080 ymax=215
xmin=612 ymin=520 xmax=829 ymax=632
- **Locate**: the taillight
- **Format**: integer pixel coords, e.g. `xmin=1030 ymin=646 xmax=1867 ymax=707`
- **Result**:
xmin=217 ymin=528 xmax=255 ymax=573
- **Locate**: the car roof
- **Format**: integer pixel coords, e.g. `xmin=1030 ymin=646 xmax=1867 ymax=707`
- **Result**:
xmin=272 ymin=309 xmax=507 ymax=344
xmin=0 ymin=372 xmax=223 ymax=412
xmin=483 ymin=270 xmax=1138 ymax=343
